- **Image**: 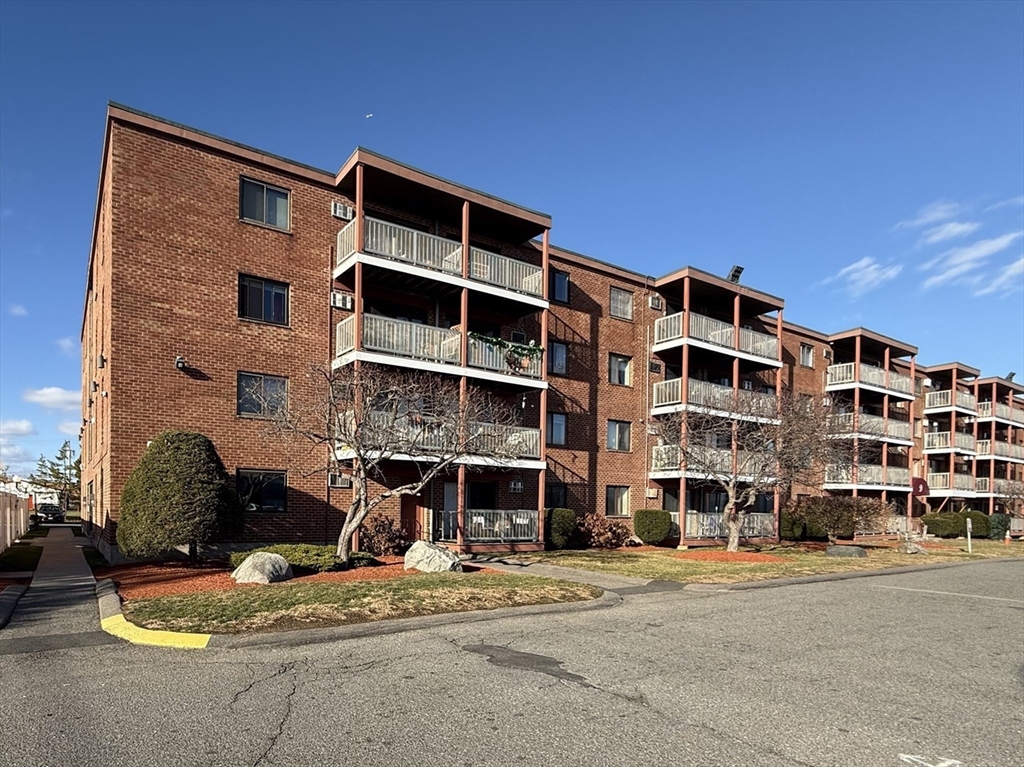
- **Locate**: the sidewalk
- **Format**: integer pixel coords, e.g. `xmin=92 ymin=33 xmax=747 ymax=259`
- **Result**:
xmin=0 ymin=528 xmax=104 ymax=644
xmin=478 ymin=557 xmax=658 ymax=592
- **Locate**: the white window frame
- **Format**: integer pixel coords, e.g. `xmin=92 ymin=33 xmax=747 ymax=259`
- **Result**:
xmin=605 ymin=485 xmax=630 ymax=517
xmin=609 ymin=287 xmax=634 ymax=320
xmin=800 ymin=343 xmax=814 ymax=368
xmin=608 ymin=353 xmax=632 ymax=386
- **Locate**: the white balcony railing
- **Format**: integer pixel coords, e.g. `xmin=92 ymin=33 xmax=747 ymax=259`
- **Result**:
xmin=885 ymin=467 xmax=911 ymax=486
xmin=344 ymin=411 xmax=541 ymax=460
xmin=925 ymin=390 xmax=977 ymax=411
xmin=924 ymin=431 xmax=976 ymax=452
xmin=465 ymin=509 xmax=540 ymax=543
xmin=335 ymin=315 xmax=461 ymax=365
xmin=977 ymin=401 xmax=1024 ymax=425
xmin=467 ymin=337 xmax=543 ymax=378
xmin=886 ymin=419 xmax=912 ymax=440
xmin=652 ymin=444 xmax=680 ymax=471
xmin=927 ymin=473 xmax=975 ymax=492
xmin=336 ymin=315 xmax=356 ymax=355
xmin=975 ymin=440 xmax=1024 ymax=460
xmin=469 ymin=423 xmax=542 ymax=459
xmin=653 ymin=312 xmax=777 ymax=361
xmin=825 ymin=464 xmax=906 ymax=485
xmin=651 ymin=378 xmax=777 ymax=416
xmin=976 ymin=478 xmax=1024 ymax=496
xmin=825 ymin=363 xmax=913 ymax=395
xmin=469 ymin=247 xmax=543 ymax=297
xmin=651 ymin=444 xmax=755 ymax=475
xmin=684 ymin=512 xmax=776 ymax=539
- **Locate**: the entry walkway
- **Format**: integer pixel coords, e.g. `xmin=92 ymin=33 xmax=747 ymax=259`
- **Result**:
xmin=0 ymin=528 xmax=112 ymax=651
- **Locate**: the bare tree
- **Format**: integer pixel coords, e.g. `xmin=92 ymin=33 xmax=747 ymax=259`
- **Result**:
xmin=657 ymin=388 xmax=852 ymax=551
xmin=260 ymin=364 xmax=529 ymax=563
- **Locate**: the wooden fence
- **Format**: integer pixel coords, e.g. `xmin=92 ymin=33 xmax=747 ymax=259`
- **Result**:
xmin=1 ymin=492 xmax=32 ymax=555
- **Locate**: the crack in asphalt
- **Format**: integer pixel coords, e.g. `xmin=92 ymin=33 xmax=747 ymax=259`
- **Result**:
xmin=249 ymin=662 xmax=301 ymax=767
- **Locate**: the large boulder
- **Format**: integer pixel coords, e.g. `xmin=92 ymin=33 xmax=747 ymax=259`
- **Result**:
xmin=231 ymin=552 xmax=293 ymax=585
xmin=825 ymin=545 xmax=867 ymax=558
xmin=896 ymin=540 xmax=928 ymax=555
xmin=404 ymin=540 xmax=463 ymax=573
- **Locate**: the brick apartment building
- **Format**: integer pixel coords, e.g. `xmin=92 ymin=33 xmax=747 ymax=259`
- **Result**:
xmin=80 ymin=104 xmax=1024 ymax=561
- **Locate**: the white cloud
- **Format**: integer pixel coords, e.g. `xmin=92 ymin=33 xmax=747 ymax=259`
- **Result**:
xmin=0 ymin=420 xmax=36 ymax=437
xmin=824 ymin=257 xmax=903 ymax=297
xmin=896 ymin=200 xmax=963 ymax=229
xmin=921 ymin=231 xmax=1024 ymax=290
xmin=919 ymin=221 xmax=980 ymax=245
xmin=8 ymin=304 xmax=27 ymax=317
xmin=55 ymin=337 xmax=77 ymax=356
xmin=0 ymin=437 xmax=34 ymax=470
xmin=986 ymin=195 xmax=1024 ymax=211
xmin=57 ymin=421 xmax=81 ymax=437
xmin=973 ymin=256 xmax=1024 ymax=297
xmin=23 ymin=386 xmax=81 ymax=411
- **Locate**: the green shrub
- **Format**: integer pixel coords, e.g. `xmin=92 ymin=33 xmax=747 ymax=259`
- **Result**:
xmin=779 ymin=510 xmax=806 ymax=541
xmin=117 ymin=431 xmax=238 ymax=561
xmin=989 ymin=513 xmax=1011 ymax=540
xmin=348 ymin=551 xmax=378 ymax=568
xmin=633 ymin=509 xmax=672 ymax=545
xmin=547 ymin=508 xmax=577 ymax=550
xmin=360 ymin=514 xmax=405 ymax=556
xmin=229 ymin=544 xmax=345 ymax=572
xmin=961 ymin=510 xmax=990 ymax=538
xmin=921 ymin=512 xmax=966 ymax=538
xmin=791 ymin=497 xmax=881 ymax=543
xmin=578 ymin=511 xmax=631 ymax=549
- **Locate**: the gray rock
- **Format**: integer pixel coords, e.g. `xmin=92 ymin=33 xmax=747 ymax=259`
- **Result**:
xmin=825 ymin=545 xmax=867 ymax=558
xmin=231 ymin=552 xmax=293 ymax=585
xmin=896 ymin=541 xmax=928 ymax=555
xmin=404 ymin=540 xmax=463 ymax=573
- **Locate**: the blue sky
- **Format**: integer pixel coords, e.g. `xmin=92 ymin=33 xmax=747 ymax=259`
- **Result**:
xmin=1 ymin=1 xmax=1022 ymax=475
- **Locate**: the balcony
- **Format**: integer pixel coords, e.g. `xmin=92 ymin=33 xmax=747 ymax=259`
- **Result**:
xmin=653 ymin=311 xmax=779 ymax=363
xmin=825 ymin=464 xmax=911 ymax=487
xmin=924 ymin=389 xmax=977 ymax=413
xmin=976 ymin=477 xmax=1024 ymax=496
xmin=927 ymin=473 xmax=976 ymax=493
xmin=825 ymin=363 xmax=914 ymax=398
xmin=975 ymin=440 xmax=1024 ymax=461
xmin=652 ymin=378 xmax=778 ymax=418
xmin=684 ymin=512 xmax=776 ymax=540
xmin=828 ymin=412 xmax=912 ymax=441
xmin=340 ymin=411 xmax=541 ymax=461
xmin=435 ymin=509 xmax=540 ymax=543
xmin=977 ymin=401 xmax=1024 ymax=425
xmin=336 ymin=217 xmax=544 ymax=298
xmin=336 ymin=316 xmax=542 ymax=381
xmin=651 ymin=444 xmax=763 ymax=476
xmin=923 ymin=431 xmax=977 ymax=453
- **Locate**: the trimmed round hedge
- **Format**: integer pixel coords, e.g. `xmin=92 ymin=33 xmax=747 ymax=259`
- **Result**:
xmin=633 ymin=509 xmax=672 ymax=545
xmin=961 ymin=510 xmax=990 ymax=539
xmin=547 ymin=508 xmax=577 ymax=550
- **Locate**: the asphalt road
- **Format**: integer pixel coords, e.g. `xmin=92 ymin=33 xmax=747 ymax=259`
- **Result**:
xmin=1 ymin=560 xmax=1021 ymax=767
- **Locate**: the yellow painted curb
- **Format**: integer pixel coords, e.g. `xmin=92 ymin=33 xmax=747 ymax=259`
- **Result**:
xmin=101 ymin=614 xmax=211 ymax=649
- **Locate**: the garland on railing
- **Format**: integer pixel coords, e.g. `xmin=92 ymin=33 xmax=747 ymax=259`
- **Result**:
xmin=467 ymin=333 xmax=544 ymax=358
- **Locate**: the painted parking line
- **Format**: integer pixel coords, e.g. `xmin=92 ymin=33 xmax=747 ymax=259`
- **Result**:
xmin=870 ymin=585 xmax=1024 ymax=604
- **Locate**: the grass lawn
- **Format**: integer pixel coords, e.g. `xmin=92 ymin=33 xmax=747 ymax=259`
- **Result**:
xmin=512 ymin=539 xmax=1024 ymax=584
xmin=0 ymin=543 xmax=44 ymax=572
xmin=18 ymin=528 xmax=49 ymax=539
xmin=82 ymin=547 xmax=109 ymax=570
xmin=123 ymin=573 xmax=601 ymax=634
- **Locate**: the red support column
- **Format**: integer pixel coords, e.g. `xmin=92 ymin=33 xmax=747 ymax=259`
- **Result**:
xmin=682 ymin=276 xmax=690 ymax=338
xmin=733 ymin=294 xmax=740 ymax=352
xmin=852 ymin=336 xmax=862 ymax=496
xmin=909 ymin=355 xmax=917 ymax=519
xmin=353 ymin=164 xmax=365 ymax=352
xmin=774 ymin=310 xmax=782 ymax=542
xmin=537 ymin=229 xmax=551 ymax=545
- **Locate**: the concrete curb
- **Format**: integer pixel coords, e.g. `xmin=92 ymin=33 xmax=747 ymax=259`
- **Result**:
xmin=95 ymin=579 xmax=212 ymax=649
xmin=92 ymin=577 xmax=620 ymax=651
xmin=0 ymin=585 xmax=29 ymax=630
xmin=720 ymin=556 xmax=1023 ymax=592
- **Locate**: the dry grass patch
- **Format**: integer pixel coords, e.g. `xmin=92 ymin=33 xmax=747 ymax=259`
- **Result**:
xmin=519 ymin=540 xmax=1023 ymax=584
xmin=122 ymin=573 xmax=600 ymax=634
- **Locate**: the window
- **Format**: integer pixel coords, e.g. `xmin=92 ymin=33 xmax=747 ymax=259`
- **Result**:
xmin=240 ymin=177 xmax=290 ymax=230
xmin=606 ymin=485 xmax=630 ymax=517
xmin=510 ymin=330 xmax=527 ymax=344
xmin=609 ymin=287 xmax=633 ymax=320
xmin=608 ymin=353 xmax=632 ymax=386
xmin=550 ymin=269 xmax=570 ymax=303
xmin=239 ymin=275 xmax=288 ymax=325
xmin=237 ymin=372 xmax=287 ymax=417
xmin=548 ymin=341 xmax=568 ymax=375
xmin=237 ymin=470 xmax=287 ymax=513
xmin=799 ymin=343 xmax=814 ymax=368
xmin=547 ymin=412 xmax=567 ymax=446
xmin=545 ymin=482 xmax=567 ymax=509
xmin=607 ymin=420 xmax=631 ymax=451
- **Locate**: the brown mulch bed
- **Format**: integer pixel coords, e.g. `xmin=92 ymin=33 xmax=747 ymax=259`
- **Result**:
xmin=674 ymin=550 xmax=788 ymax=563
xmin=1 ymin=577 xmax=32 ymax=591
xmin=95 ymin=556 xmax=499 ymax=601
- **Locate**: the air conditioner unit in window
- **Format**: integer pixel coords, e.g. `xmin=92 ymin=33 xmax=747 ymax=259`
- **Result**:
xmin=648 ymin=295 xmax=663 ymax=311
xmin=331 ymin=201 xmax=355 ymax=220
xmin=645 ymin=488 xmax=659 ymax=499
xmin=331 ymin=291 xmax=355 ymax=310
xmin=329 ymin=473 xmax=352 ymax=489
xmin=823 ymin=349 xmax=833 ymax=361
xmin=509 ymin=480 xmax=524 ymax=494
